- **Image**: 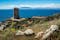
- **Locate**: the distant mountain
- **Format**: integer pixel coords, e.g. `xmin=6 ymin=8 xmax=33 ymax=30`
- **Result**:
xmin=20 ymin=7 xmax=31 ymax=9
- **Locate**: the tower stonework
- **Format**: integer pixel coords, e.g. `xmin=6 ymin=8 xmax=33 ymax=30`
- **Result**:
xmin=14 ymin=8 xmax=20 ymax=19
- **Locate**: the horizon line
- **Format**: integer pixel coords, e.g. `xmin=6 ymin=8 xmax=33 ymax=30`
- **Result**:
xmin=0 ymin=3 xmax=60 ymax=9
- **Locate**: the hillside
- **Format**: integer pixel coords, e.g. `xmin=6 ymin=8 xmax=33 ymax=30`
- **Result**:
xmin=0 ymin=13 xmax=60 ymax=40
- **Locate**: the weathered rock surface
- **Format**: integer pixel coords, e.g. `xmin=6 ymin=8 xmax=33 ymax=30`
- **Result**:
xmin=16 ymin=30 xmax=24 ymax=36
xmin=24 ymin=29 xmax=34 ymax=35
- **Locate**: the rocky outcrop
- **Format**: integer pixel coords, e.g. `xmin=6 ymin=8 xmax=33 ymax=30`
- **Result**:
xmin=41 ymin=25 xmax=59 ymax=40
xmin=16 ymin=30 xmax=24 ymax=36
xmin=24 ymin=29 xmax=34 ymax=36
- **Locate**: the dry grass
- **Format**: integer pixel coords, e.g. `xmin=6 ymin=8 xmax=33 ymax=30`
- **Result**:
xmin=0 ymin=18 xmax=60 ymax=40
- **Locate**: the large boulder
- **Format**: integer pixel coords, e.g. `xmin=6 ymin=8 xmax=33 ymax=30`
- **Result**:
xmin=0 ymin=27 xmax=4 ymax=31
xmin=16 ymin=30 xmax=24 ymax=36
xmin=44 ymin=25 xmax=59 ymax=34
xmin=41 ymin=25 xmax=59 ymax=40
xmin=50 ymin=25 xmax=58 ymax=31
xmin=0 ymin=25 xmax=5 ymax=30
xmin=35 ymin=31 xmax=44 ymax=39
xmin=24 ymin=29 xmax=34 ymax=36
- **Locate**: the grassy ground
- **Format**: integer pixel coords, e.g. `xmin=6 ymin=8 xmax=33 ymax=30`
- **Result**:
xmin=0 ymin=17 xmax=60 ymax=40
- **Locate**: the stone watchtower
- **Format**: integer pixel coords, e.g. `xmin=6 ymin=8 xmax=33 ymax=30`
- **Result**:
xmin=14 ymin=8 xmax=20 ymax=19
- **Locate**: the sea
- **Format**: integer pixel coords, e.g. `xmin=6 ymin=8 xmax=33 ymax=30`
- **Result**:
xmin=0 ymin=8 xmax=60 ymax=22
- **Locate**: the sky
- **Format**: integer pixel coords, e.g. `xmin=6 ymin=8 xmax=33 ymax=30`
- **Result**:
xmin=0 ymin=0 xmax=60 ymax=9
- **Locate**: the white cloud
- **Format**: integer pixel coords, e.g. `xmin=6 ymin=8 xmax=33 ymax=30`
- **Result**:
xmin=0 ymin=3 xmax=60 ymax=9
